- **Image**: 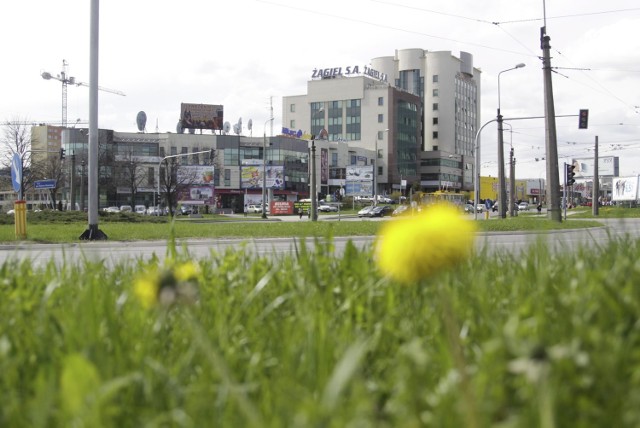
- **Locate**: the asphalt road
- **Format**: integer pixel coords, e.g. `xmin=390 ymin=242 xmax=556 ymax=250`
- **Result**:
xmin=1 ymin=217 xmax=639 ymax=268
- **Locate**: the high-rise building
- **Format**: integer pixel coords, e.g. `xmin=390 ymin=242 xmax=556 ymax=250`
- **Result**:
xmin=283 ymin=49 xmax=481 ymax=194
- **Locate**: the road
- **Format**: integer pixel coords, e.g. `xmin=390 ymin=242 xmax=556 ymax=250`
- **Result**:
xmin=1 ymin=217 xmax=639 ymax=268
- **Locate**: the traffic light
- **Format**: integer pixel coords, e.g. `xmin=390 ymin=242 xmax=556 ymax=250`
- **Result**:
xmin=565 ymin=163 xmax=576 ymax=186
xmin=60 ymin=148 xmax=66 ymax=160
xmin=578 ymin=109 xmax=589 ymax=129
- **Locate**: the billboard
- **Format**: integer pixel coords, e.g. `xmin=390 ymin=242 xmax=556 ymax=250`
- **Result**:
xmin=345 ymin=165 xmax=373 ymax=196
xmin=241 ymin=165 xmax=285 ymax=189
xmin=180 ymin=103 xmax=224 ymax=131
xmin=571 ymin=156 xmax=619 ymax=178
xmin=176 ymin=165 xmax=215 ymax=185
xmin=612 ymin=176 xmax=639 ymax=201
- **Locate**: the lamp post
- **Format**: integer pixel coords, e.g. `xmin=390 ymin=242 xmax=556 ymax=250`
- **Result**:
xmin=497 ymin=63 xmax=525 ymax=219
xmin=374 ymin=129 xmax=389 ymax=207
xmin=310 ymin=137 xmax=318 ymax=221
xmin=262 ymin=117 xmax=274 ymax=219
xmin=473 ymin=119 xmax=498 ymax=221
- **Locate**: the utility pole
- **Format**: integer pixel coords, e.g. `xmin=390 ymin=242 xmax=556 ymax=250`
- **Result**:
xmin=593 ymin=136 xmax=599 ymax=216
xmin=541 ymin=26 xmax=562 ymax=222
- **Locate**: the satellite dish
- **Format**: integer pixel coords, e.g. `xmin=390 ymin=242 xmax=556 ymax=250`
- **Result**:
xmin=223 ymin=121 xmax=231 ymax=134
xmin=136 ymin=111 xmax=147 ymax=132
xmin=176 ymin=120 xmax=184 ymax=134
xmin=233 ymin=123 xmax=240 ymax=135
xmin=247 ymin=119 xmax=252 ymax=131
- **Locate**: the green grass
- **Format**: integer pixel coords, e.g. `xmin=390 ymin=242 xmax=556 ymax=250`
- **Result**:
xmin=0 ymin=209 xmax=605 ymax=243
xmin=1 ymin=233 xmax=639 ymax=426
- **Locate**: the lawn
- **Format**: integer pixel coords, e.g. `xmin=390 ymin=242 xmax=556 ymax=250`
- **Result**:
xmin=0 ymin=209 xmax=605 ymax=243
xmin=1 ymin=227 xmax=639 ymax=426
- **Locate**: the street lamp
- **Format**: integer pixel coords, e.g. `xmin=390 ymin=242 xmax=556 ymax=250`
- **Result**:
xmin=262 ymin=117 xmax=274 ymax=219
xmin=497 ymin=63 xmax=525 ymax=219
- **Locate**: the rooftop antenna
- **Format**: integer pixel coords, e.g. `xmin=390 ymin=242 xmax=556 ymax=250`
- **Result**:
xmin=41 ymin=59 xmax=125 ymax=128
xmin=248 ymin=118 xmax=253 ymax=137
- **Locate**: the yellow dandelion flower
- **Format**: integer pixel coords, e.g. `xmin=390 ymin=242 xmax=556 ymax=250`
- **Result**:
xmin=376 ymin=203 xmax=476 ymax=284
xmin=174 ymin=261 xmax=200 ymax=282
xmin=133 ymin=272 xmax=160 ymax=309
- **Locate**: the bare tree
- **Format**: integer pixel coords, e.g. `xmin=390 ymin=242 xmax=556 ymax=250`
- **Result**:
xmin=1 ymin=119 xmax=34 ymax=198
xmin=31 ymin=155 xmax=66 ymax=209
xmin=116 ymin=150 xmax=146 ymax=208
xmin=159 ymin=158 xmax=200 ymax=216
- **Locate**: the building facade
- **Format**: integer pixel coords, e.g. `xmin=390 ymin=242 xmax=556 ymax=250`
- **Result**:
xmin=283 ymin=49 xmax=481 ymax=196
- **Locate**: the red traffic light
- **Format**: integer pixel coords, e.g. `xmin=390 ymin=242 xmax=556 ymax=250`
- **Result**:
xmin=579 ymin=109 xmax=589 ymax=129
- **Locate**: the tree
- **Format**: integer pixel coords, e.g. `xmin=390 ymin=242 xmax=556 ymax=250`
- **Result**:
xmin=116 ymin=150 xmax=146 ymax=208
xmin=159 ymin=158 xmax=197 ymax=216
xmin=31 ymin=155 xmax=66 ymax=209
xmin=1 ymin=119 xmax=33 ymax=199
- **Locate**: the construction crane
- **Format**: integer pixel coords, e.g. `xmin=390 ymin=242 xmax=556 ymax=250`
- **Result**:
xmin=41 ymin=59 xmax=125 ymax=128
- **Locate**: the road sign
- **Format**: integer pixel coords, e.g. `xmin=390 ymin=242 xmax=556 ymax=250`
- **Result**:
xmin=34 ymin=179 xmax=57 ymax=189
xmin=10 ymin=153 xmax=21 ymax=193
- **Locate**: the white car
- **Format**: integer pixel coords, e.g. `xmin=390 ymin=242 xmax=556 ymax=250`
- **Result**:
xmin=135 ymin=205 xmax=147 ymax=214
xmin=318 ymin=204 xmax=338 ymax=212
xmin=518 ymin=202 xmax=530 ymax=211
xmin=103 ymin=206 xmax=120 ymax=213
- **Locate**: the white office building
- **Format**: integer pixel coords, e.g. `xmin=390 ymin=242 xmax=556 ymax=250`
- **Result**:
xmin=283 ymin=49 xmax=481 ymax=194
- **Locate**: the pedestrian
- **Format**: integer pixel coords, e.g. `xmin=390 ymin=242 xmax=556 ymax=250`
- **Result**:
xmin=537 ymin=203 xmax=542 ymax=213
xmin=299 ymin=209 xmax=303 ymax=220
xmin=244 ymin=204 xmax=248 ymax=217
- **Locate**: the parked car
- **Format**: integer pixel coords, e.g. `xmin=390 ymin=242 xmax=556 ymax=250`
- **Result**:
xmin=103 ymin=206 xmax=120 ymax=213
xmin=318 ymin=204 xmax=338 ymax=212
xmin=146 ymin=206 xmax=161 ymax=216
xmin=476 ymin=204 xmax=485 ymax=213
xmin=120 ymin=205 xmax=132 ymax=213
xmin=464 ymin=203 xmax=476 ymax=213
xmin=518 ymin=202 xmax=530 ymax=211
xmin=369 ymin=205 xmax=394 ymax=217
xmin=357 ymin=206 xmax=375 ymax=217
xmin=135 ymin=205 xmax=147 ymax=214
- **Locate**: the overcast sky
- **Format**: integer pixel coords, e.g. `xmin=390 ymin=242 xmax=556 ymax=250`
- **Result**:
xmin=1 ymin=0 xmax=639 ymax=179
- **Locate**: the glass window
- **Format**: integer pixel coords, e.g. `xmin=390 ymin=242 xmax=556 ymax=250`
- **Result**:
xmin=378 ymin=114 xmax=383 ymax=123
xmin=378 ymin=97 xmax=384 ymax=106
xmin=433 ymin=89 xmax=438 ymax=97
xmin=290 ymin=120 xmax=295 ymax=128
xmin=433 ymin=117 xmax=438 ymax=125
xmin=290 ymin=104 xmax=295 ymax=112
xmin=433 ymin=103 xmax=438 ymax=111
xmin=433 ymin=75 xmax=439 ymax=83
xmin=170 ymin=146 xmax=177 ymax=156
xmin=433 ymin=131 xmax=438 ymax=139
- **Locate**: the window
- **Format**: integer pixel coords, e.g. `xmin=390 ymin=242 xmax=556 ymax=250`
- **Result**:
xmin=378 ymin=97 xmax=384 ymax=106
xmin=378 ymin=114 xmax=383 ymax=123
xmin=170 ymin=146 xmax=177 ymax=156
xmin=290 ymin=120 xmax=295 ymax=128
xmin=148 ymin=167 xmax=154 ymax=186
xmin=290 ymin=104 xmax=295 ymax=112
xmin=433 ymin=117 xmax=438 ymax=125
xmin=433 ymin=131 xmax=438 ymax=139
xmin=224 ymin=169 xmax=231 ymax=186
xmin=181 ymin=147 xmax=188 ymax=154
xmin=159 ymin=146 xmax=165 ymax=157
xmin=433 ymin=89 xmax=439 ymax=97
xmin=432 ymin=75 xmax=439 ymax=83
xmin=433 ymin=103 xmax=438 ymax=111
xmin=378 ymin=166 xmax=383 ymax=176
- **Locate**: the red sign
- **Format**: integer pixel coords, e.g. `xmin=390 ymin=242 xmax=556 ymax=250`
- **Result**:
xmin=271 ymin=201 xmax=294 ymax=215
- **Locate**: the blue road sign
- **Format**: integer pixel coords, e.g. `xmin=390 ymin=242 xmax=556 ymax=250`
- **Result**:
xmin=11 ymin=153 xmax=21 ymax=193
xmin=34 ymin=179 xmax=57 ymax=189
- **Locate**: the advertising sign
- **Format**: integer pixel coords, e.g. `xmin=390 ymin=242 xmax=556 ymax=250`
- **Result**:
xmin=571 ymin=156 xmax=619 ymax=178
xmin=345 ymin=165 xmax=373 ymax=196
xmin=177 ymin=165 xmax=215 ymax=185
xmin=180 ymin=103 xmax=224 ymax=131
xmin=611 ymin=176 xmax=639 ymax=201
xmin=178 ymin=185 xmax=215 ymax=205
xmin=241 ymin=165 xmax=284 ymax=189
